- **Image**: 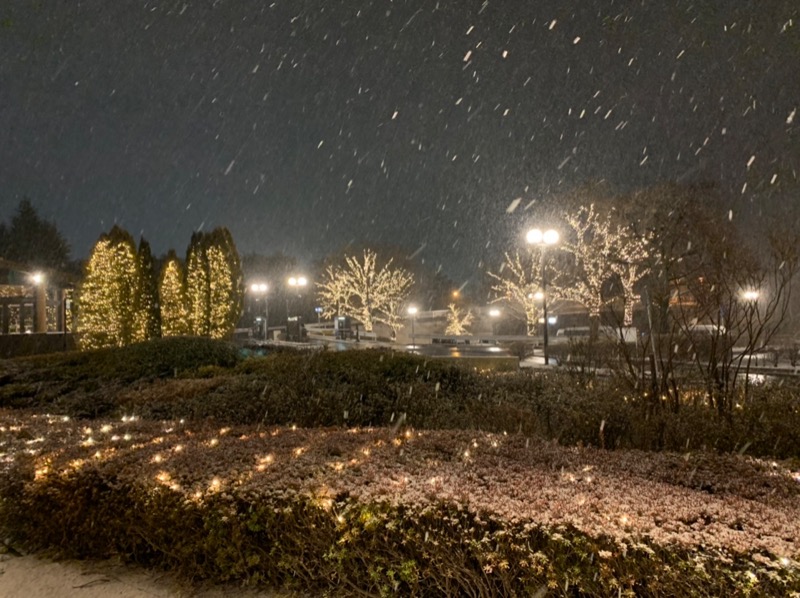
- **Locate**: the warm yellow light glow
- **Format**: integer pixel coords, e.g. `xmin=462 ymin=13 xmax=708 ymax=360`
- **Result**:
xmin=742 ymin=289 xmax=760 ymax=301
xmin=543 ymin=229 xmax=560 ymax=245
xmin=526 ymin=228 xmax=559 ymax=246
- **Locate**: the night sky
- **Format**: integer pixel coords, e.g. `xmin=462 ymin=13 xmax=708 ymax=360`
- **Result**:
xmin=1 ymin=1 xmax=797 ymax=281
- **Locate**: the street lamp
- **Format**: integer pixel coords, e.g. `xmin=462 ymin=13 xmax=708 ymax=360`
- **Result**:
xmin=741 ymin=289 xmax=760 ymax=302
xmin=489 ymin=308 xmax=501 ymax=336
xmin=249 ymin=282 xmax=269 ymax=341
xmin=30 ymin=271 xmax=47 ymax=333
xmin=526 ymin=227 xmax=560 ymax=366
xmin=286 ymin=276 xmax=308 ymax=316
xmin=407 ymin=305 xmax=418 ymax=349
xmin=286 ymin=276 xmax=308 ymax=341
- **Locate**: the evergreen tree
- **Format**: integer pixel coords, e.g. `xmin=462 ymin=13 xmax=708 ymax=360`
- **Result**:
xmin=76 ymin=226 xmax=139 ymax=349
xmin=133 ymin=238 xmax=161 ymax=342
xmin=184 ymin=228 xmax=243 ymax=339
xmin=208 ymin=228 xmax=244 ymax=339
xmin=0 ymin=198 xmax=71 ymax=269
xmin=186 ymin=232 xmax=211 ymax=336
xmin=159 ymin=250 xmax=189 ymax=337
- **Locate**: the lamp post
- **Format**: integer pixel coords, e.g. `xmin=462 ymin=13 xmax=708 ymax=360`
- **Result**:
xmin=287 ymin=276 xmax=308 ymax=342
xmin=31 ymin=272 xmax=47 ymax=334
xmin=286 ymin=276 xmax=308 ymax=317
xmin=526 ymin=228 xmax=560 ymax=366
xmin=250 ymin=282 xmax=269 ymax=341
xmin=407 ymin=305 xmax=418 ymax=349
xmin=489 ymin=308 xmax=501 ymax=336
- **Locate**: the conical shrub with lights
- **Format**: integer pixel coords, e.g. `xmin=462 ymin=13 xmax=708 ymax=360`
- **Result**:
xmin=77 ymin=226 xmax=140 ymax=349
xmin=185 ymin=228 xmax=243 ymax=339
xmin=133 ymin=237 xmax=161 ymax=342
xmin=159 ymin=250 xmax=189 ymax=337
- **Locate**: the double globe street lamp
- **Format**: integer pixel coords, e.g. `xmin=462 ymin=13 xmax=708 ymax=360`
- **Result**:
xmin=526 ymin=228 xmax=559 ymax=366
xmin=286 ymin=276 xmax=308 ymax=317
xmin=286 ymin=276 xmax=308 ymax=342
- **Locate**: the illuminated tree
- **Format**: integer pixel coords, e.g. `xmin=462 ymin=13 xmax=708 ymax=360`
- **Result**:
xmin=76 ymin=226 xmax=139 ymax=349
xmin=487 ymin=250 xmax=544 ymax=336
xmin=159 ymin=251 xmax=189 ymax=337
xmin=444 ymin=303 xmax=473 ymax=336
xmin=186 ymin=232 xmax=211 ymax=336
xmin=373 ymin=267 xmax=415 ymax=337
xmin=609 ymin=228 xmax=651 ymax=326
xmin=208 ymin=228 xmax=244 ymax=339
xmin=317 ymin=264 xmax=351 ymax=319
xmin=132 ymin=238 xmax=161 ymax=342
xmin=555 ymin=204 xmax=616 ymax=328
xmin=316 ymin=249 xmax=413 ymax=332
xmin=185 ymin=228 xmax=243 ymax=339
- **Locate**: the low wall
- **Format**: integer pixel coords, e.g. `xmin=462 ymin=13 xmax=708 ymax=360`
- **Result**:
xmin=0 ymin=333 xmax=77 ymax=358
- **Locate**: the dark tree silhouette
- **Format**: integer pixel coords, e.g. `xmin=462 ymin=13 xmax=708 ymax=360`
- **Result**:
xmin=0 ymin=198 xmax=71 ymax=270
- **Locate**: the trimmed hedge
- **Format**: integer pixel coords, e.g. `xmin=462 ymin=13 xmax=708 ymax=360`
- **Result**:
xmin=2 ymin=345 xmax=800 ymax=459
xmin=2 ymin=421 xmax=797 ymax=597
xmin=5 ymin=474 xmax=795 ymax=597
xmin=0 ymin=337 xmax=240 ymax=416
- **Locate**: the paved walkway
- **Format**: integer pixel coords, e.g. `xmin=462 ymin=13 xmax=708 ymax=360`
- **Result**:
xmin=0 ymin=554 xmax=288 ymax=598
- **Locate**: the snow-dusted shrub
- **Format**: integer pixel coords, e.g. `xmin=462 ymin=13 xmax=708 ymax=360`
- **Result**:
xmin=2 ymin=416 xmax=798 ymax=596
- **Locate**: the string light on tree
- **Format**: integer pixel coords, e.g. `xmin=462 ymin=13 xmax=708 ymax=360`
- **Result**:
xmin=316 ymin=249 xmax=413 ymax=334
xmin=487 ymin=250 xmax=547 ymax=336
xmin=76 ymin=226 xmax=140 ymax=349
xmin=445 ymin=303 xmax=473 ymax=336
xmin=159 ymin=251 xmax=190 ymax=337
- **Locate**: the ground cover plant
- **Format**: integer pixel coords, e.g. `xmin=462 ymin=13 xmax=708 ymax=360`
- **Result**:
xmin=1 ymin=338 xmax=800 ymax=595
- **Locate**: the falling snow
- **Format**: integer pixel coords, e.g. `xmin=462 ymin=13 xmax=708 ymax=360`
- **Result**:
xmin=0 ymin=1 xmax=795 ymax=279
